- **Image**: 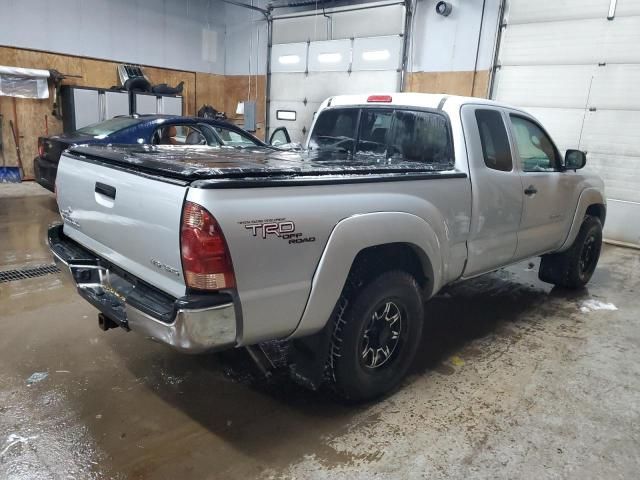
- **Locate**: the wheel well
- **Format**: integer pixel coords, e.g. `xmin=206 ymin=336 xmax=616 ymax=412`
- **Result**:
xmin=348 ymin=243 xmax=434 ymax=297
xmin=586 ymin=203 xmax=606 ymax=226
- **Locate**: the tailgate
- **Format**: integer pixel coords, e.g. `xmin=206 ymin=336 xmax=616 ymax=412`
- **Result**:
xmin=56 ymin=153 xmax=188 ymax=298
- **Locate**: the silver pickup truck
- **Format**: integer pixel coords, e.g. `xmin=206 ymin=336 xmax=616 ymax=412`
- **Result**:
xmin=49 ymin=93 xmax=605 ymax=401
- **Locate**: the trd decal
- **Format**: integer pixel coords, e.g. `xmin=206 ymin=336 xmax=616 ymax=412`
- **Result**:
xmin=238 ymin=218 xmax=316 ymax=244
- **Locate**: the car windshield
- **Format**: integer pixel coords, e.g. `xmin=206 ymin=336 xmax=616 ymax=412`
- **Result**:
xmin=309 ymin=107 xmax=453 ymax=167
xmin=75 ymin=117 xmax=143 ymax=137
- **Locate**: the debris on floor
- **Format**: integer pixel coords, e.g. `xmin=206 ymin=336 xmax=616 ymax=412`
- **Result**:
xmin=579 ymin=298 xmax=618 ymax=313
xmin=26 ymin=372 xmax=48 ymax=385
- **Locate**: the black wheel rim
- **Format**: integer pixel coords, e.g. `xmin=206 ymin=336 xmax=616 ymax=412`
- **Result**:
xmin=360 ymin=300 xmax=403 ymax=369
xmin=579 ymin=234 xmax=599 ymax=277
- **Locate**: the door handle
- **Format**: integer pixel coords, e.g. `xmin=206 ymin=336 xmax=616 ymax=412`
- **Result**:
xmin=524 ymin=185 xmax=537 ymax=196
xmin=95 ymin=182 xmax=116 ymax=200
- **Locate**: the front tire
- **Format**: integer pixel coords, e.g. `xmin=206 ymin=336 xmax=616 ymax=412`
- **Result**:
xmin=539 ymin=215 xmax=603 ymax=288
xmin=326 ymin=271 xmax=424 ymax=402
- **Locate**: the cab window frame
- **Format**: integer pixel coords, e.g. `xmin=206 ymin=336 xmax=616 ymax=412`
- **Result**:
xmin=508 ymin=113 xmax=562 ymax=173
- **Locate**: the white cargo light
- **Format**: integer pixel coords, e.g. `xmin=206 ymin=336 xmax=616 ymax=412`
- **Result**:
xmin=362 ymin=49 xmax=391 ymax=62
xmin=318 ymin=52 xmax=342 ymax=63
xmin=278 ymin=54 xmax=300 ymax=65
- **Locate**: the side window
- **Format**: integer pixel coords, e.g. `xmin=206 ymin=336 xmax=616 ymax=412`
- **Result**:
xmin=388 ymin=110 xmax=452 ymax=165
xmin=356 ymin=109 xmax=393 ymax=155
xmin=211 ymin=126 xmax=258 ymax=147
xmin=153 ymin=125 xmax=208 ymax=146
xmin=475 ymin=109 xmax=512 ymax=171
xmin=509 ymin=115 xmax=560 ymax=172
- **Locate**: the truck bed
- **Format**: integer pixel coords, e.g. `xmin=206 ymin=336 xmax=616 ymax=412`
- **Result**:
xmin=67 ymin=144 xmax=460 ymax=184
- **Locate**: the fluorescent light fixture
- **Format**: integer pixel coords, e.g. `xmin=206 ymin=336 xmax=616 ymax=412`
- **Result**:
xmin=362 ymin=49 xmax=390 ymax=62
xmin=318 ymin=52 xmax=342 ymax=64
xmin=278 ymin=54 xmax=300 ymax=65
xmin=276 ymin=110 xmax=296 ymax=121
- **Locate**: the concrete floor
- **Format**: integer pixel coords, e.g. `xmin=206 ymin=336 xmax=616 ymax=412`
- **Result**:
xmin=1 ymin=184 xmax=639 ymax=479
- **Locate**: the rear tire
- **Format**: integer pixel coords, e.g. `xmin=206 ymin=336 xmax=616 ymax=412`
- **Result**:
xmin=539 ymin=215 xmax=602 ymax=288
xmin=326 ymin=271 xmax=424 ymax=402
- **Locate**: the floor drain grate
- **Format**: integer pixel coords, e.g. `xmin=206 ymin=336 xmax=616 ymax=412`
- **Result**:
xmin=0 ymin=263 xmax=61 ymax=284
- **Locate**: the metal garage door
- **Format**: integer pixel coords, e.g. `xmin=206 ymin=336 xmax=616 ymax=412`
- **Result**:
xmin=492 ymin=0 xmax=640 ymax=247
xmin=269 ymin=1 xmax=406 ymax=143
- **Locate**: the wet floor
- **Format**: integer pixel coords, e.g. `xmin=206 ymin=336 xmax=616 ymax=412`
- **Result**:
xmin=1 ymin=184 xmax=639 ymax=479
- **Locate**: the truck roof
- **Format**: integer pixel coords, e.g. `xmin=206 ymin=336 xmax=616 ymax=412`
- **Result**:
xmin=325 ymin=93 xmax=507 ymax=111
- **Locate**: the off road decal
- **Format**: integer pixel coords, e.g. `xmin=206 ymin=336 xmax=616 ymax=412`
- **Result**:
xmin=238 ymin=218 xmax=316 ymax=244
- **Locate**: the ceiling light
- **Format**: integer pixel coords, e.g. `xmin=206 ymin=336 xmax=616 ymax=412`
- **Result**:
xmin=362 ymin=50 xmax=390 ymax=61
xmin=318 ymin=52 xmax=342 ymax=63
xmin=278 ymin=54 xmax=300 ymax=65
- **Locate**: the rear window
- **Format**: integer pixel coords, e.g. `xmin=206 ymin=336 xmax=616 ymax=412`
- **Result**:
xmin=308 ymin=108 xmax=359 ymax=153
xmin=75 ymin=117 xmax=142 ymax=137
xmin=309 ymin=107 xmax=453 ymax=167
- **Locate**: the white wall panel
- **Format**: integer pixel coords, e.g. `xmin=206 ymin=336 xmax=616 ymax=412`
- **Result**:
xmin=410 ymin=0 xmax=501 ymax=72
xmin=308 ymin=40 xmax=352 ymax=72
xmin=272 ymin=3 xmax=404 ymax=43
xmin=352 ymin=36 xmax=403 ymax=71
xmin=499 ymin=19 xmax=603 ymax=66
xmin=602 ymin=200 xmax=640 ymax=246
xmin=585 ymin=153 xmax=640 ymax=203
xmin=0 ymin=0 xmax=227 ymax=74
xmin=272 ymin=16 xmax=329 ymax=44
xmin=493 ymin=65 xmax=594 ymax=108
xmin=332 ymin=5 xmax=405 ymax=38
xmin=589 ymin=64 xmax=640 ymax=110
xmin=500 ymin=17 xmax=640 ymax=66
xmin=270 ymin=71 xmax=399 ymax=104
xmin=616 ymin=0 xmax=640 ymax=17
xmin=270 ymin=43 xmax=308 ymax=73
xmin=580 ymin=110 xmax=640 ymax=158
xmin=506 ymin=0 xmax=609 ymax=24
xmin=600 ymin=16 xmax=640 ymax=63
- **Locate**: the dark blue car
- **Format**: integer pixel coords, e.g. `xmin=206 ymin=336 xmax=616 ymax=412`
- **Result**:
xmin=34 ymin=114 xmax=268 ymax=192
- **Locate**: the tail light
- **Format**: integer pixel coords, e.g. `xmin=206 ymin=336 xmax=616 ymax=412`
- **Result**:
xmin=180 ymin=201 xmax=235 ymax=290
xmin=38 ymin=138 xmax=45 ymax=157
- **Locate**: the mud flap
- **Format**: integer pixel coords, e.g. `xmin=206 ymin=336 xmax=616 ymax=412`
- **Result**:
xmin=287 ymin=323 xmax=333 ymax=391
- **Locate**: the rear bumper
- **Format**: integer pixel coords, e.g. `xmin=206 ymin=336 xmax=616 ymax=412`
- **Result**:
xmin=48 ymin=223 xmax=237 ymax=353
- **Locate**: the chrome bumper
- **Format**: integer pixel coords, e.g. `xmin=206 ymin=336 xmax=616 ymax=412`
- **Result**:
xmin=49 ymin=224 xmax=237 ymax=353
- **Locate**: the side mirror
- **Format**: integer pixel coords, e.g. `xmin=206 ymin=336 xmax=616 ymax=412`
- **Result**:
xmin=269 ymin=127 xmax=291 ymax=147
xmin=564 ymin=149 xmax=586 ymax=170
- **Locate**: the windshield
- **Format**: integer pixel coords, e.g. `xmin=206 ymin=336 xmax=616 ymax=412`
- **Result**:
xmin=75 ymin=117 xmax=142 ymax=137
xmin=309 ymin=107 xmax=453 ymax=167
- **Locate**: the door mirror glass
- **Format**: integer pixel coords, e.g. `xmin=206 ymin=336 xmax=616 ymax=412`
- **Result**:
xmin=269 ymin=127 xmax=291 ymax=146
xmin=564 ymin=149 xmax=586 ymax=170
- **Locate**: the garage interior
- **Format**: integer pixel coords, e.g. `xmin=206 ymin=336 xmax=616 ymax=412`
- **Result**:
xmin=1 ymin=0 xmax=639 ymax=478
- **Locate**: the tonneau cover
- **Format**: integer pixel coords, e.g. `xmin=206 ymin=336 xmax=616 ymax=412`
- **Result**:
xmin=67 ymin=144 xmax=455 ymax=181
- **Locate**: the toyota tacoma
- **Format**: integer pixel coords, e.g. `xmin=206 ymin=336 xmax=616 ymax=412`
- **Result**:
xmin=48 ymin=93 xmax=606 ymax=401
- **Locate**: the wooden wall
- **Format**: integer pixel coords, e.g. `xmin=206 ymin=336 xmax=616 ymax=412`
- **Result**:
xmin=0 ymin=46 xmax=231 ymax=179
xmin=223 ymin=75 xmax=267 ymax=140
xmin=405 ymin=70 xmax=490 ymax=98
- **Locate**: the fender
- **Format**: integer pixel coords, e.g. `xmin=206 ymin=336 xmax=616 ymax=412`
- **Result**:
xmin=288 ymin=212 xmax=444 ymax=339
xmin=557 ymin=187 xmax=606 ymax=252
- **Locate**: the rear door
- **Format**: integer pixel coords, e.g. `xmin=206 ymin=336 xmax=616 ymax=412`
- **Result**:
xmin=507 ymin=113 xmax=581 ymax=258
xmin=461 ymin=105 xmax=524 ymax=276
xmin=56 ymin=154 xmax=188 ymax=298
